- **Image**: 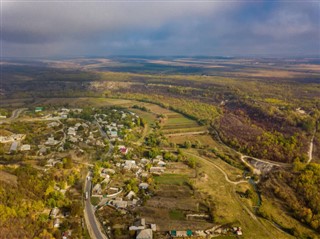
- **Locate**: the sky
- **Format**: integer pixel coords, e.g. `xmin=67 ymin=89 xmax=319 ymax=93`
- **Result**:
xmin=1 ymin=0 xmax=320 ymax=58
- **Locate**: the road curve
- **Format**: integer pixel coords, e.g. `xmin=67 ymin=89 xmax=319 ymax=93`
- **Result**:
xmin=184 ymin=152 xmax=248 ymax=185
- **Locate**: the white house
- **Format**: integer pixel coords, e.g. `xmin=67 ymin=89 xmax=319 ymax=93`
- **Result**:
xmin=20 ymin=144 xmax=31 ymax=151
xmin=136 ymin=229 xmax=153 ymax=239
xmin=139 ymin=183 xmax=149 ymax=190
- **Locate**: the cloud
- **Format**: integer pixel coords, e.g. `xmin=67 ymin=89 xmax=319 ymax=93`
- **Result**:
xmin=2 ymin=1 xmax=319 ymax=57
xmin=253 ymin=8 xmax=316 ymax=39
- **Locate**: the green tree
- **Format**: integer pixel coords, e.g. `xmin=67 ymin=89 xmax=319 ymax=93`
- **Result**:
xmin=184 ymin=141 xmax=192 ymax=149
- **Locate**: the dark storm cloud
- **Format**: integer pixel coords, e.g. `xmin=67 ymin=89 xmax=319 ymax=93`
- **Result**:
xmin=2 ymin=0 xmax=319 ymax=57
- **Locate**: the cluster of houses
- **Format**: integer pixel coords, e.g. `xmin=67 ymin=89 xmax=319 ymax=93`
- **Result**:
xmin=91 ymin=153 xmax=168 ymax=237
xmin=50 ymin=207 xmax=61 ymax=228
xmin=67 ymin=122 xmax=89 ymax=144
xmin=8 ymin=141 xmax=31 ymax=153
xmin=95 ymin=110 xmax=139 ymax=141
xmin=49 ymin=207 xmax=72 ymax=238
xmin=45 ymin=158 xmax=62 ymax=168
xmin=40 ymin=108 xmax=83 ymax=120
xmin=204 ymin=225 xmax=243 ymax=237
xmin=0 ymin=133 xmax=25 ymax=143
xmin=169 ymin=225 xmax=243 ymax=238
xmin=0 ymin=134 xmax=31 ymax=153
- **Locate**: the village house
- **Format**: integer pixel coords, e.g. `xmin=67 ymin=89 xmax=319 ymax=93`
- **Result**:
xmin=46 ymin=158 xmax=60 ymax=167
xmin=53 ymin=218 xmax=60 ymax=228
xmin=170 ymin=230 xmax=192 ymax=237
xmin=20 ymin=144 xmax=31 ymax=151
xmin=123 ymin=160 xmax=136 ymax=170
xmin=60 ymin=114 xmax=68 ymax=119
xmin=139 ymin=183 xmax=149 ymax=190
xmin=111 ymin=198 xmax=128 ymax=209
xmin=61 ymin=108 xmax=70 ymax=113
xmin=233 ymin=227 xmax=243 ymax=236
xmin=100 ymin=170 xmax=110 ymax=179
xmin=47 ymin=122 xmax=60 ymax=128
xmin=0 ymin=134 xmax=25 ymax=143
xmin=71 ymin=108 xmax=83 ymax=113
xmin=39 ymin=146 xmax=48 ymax=155
xmin=67 ymin=127 xmax=77 ymax=136
xmin=119 ymin=145 xmax=129 ymax=155
xmin=110 ymin=131 xmax=118 ymax=138
xmin=35 ymin=107 xmax=43 ymax=113
xmin=68 ymin=136 xmax=78 ymax=143
xmin=50 ymin=207 xmax=60 ymax=218
xmin=151 ymin=224 xmax=156 ymax=232
xmin=128 ymin=199 xmax=138 ymax=207
xmin=129 ymin=218 xmax=146 ymax=231
xmin=136 ymin=229 xmax=153 ymax=239
xmin=45 ymin=137 xmax=59 ymax=146
xmin=62 ymin=231 xmax=71 ymax=239
xmin=9 ymin=141 xmax=18 ymax=152
xmin=101 ymin=177 xmax=110 ymax=185
xmin=150 ymin=167 xmax=165 ymax=174
xmin=140 ymin=172 xmax=149 ymax=178
xmin=140 ymin=158 xmax=150 ymax=165
xmin=92 ymin=183 xmax=102 ymax=195
xmin=126 ymin=191 xmax=136 ymax=200
xmin=75 ymin=123 xmax=82 ymax=128
xmin=82 ymin=122 xmax=89 ymax=128
xmin=157 ymin=160 xmax=166 ymax=167
xmin=103 ymin=168 xmax=115 ymax=174
xmin=155 ymin=155 xmax=163 ymax=160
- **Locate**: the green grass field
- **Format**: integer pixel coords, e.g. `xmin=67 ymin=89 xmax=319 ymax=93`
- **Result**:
xmin=169 ymin=209 xmax=185 ymax=220
xmin=154 ymin=174 xmax=189 ymax=185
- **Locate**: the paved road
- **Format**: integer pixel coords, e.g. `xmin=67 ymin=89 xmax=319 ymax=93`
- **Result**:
xmin=84 ymin=173 xmax=107 ymax=239
xmin=94 ymin=115 xmax=114 ymax=157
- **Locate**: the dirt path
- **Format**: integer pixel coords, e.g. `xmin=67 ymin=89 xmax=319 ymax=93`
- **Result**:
xmin=184 ymin=152 xmax=247 ymax=185
xmin=10 ymin=108 xmax=27 ymax=119
xmin=307 ymin=127 xmax=317 ymax=164
xmin=137 ymin=123 xmax=150 ymax=145
xmin=184 ymin=151 xmax=281 ymax=238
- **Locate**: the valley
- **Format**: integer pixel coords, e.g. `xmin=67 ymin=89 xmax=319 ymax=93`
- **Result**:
xmin=0 ymin=57 xmax=319 ymax=239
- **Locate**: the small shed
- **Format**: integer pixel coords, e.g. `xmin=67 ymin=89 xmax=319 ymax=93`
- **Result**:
xmin=35 ymin=107 xmax=44 ymax=112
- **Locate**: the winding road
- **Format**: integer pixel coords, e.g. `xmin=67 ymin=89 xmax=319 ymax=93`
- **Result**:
xmin=211 ymin=127 xmax=291 ymax=173
xmin=184 ymin=152 xmax=247 ymax=185
xmin=184 ymin=151 xmax=279 ymax=238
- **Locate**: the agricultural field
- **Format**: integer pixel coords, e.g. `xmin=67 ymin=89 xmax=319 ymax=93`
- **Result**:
xmin=161 ymin=113 xmax=206 ymax=134
xmin=136 ymin=162 xmax=213 ymax=232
